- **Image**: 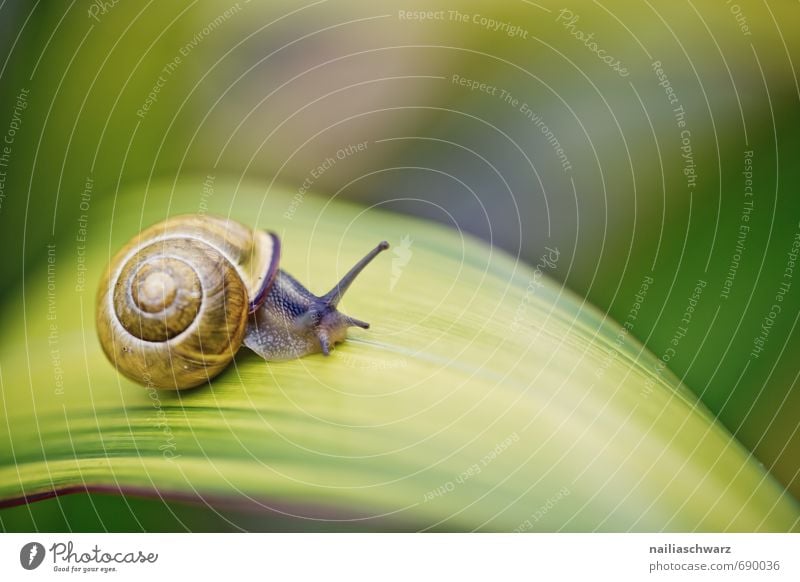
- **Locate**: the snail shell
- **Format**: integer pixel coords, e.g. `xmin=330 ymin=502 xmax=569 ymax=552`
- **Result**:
xmin=96 ymin=215 xmax=279 ymax=390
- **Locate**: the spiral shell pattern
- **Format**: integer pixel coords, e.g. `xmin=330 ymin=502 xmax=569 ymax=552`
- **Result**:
xmin=96 ymin=215 xmax=278 ymax=389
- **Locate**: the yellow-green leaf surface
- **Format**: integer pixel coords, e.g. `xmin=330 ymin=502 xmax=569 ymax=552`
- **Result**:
xmin=1 ymin=179 xmax=797 ymax=531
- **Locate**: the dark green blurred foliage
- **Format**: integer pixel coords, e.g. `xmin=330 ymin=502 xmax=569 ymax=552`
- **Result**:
xmin=0 ymin=492 xmax=411 ymax=532
xmin=1 ymin=0 xmax=798 ymax=529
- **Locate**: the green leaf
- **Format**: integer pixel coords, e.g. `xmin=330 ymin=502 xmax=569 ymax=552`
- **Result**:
xmin=1 ymin=178 xmax=797 ymax=531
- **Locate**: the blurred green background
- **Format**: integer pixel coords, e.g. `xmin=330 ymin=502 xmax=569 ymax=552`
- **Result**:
xmin=1 ymin=0 xmax=798 ymax=530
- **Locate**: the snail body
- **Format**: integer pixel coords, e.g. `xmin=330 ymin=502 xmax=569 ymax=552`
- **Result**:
xmin=96 ymin=214 xmax=388 ymax=390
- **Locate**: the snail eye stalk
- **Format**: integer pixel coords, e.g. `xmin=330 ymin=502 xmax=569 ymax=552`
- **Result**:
xmin=244 ymin=241 xmax=390 ymax=361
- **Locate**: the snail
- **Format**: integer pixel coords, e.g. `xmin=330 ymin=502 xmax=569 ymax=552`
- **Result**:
xmin=96 ymin=214 xmax=389 ymax=390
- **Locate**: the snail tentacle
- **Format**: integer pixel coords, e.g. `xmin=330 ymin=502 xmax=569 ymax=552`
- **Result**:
xmin=243 ymin=241 xmax=390 ymax=361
